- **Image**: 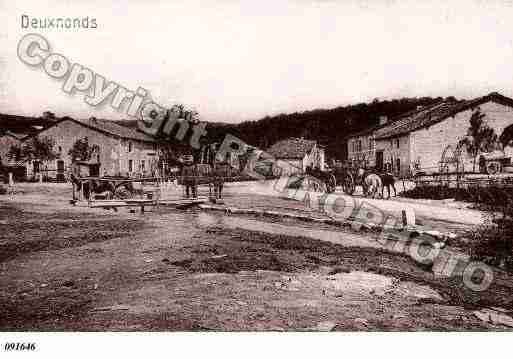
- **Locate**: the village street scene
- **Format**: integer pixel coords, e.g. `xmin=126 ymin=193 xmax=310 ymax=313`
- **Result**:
xmin=1 ymin=1 xmax=513 ymax=338
xmin=2 ymin=91 xmax=513 ymax=331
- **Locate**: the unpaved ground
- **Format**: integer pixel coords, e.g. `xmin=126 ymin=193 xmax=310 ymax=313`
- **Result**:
xmin=0 ymin=183 xmax=512 ymax=331
xmin=225 ymin=180 xmax=487 ymax=231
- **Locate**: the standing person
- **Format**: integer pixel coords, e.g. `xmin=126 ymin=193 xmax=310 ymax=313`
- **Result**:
xmin=181 ymin=157 xmax=197 ymax=198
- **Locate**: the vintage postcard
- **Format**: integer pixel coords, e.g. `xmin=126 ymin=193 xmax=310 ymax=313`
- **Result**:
xmin=1 ymin=0 xmax=512 ymax=357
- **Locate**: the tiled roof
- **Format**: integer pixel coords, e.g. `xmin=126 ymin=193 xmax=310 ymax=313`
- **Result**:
xmin=75 ymin=118 xmax=157 ymax=142
xmin=374 ymin=101 xmax=454 ymax=139
xmin=374 ymin=92 xmax=513 ymax=140
xmin=3 ymin=131 xmax=27 ymax=141
xmin=266 ymin=138 xmax=317 ymax=159
xmin=27 ymin=117 xmax=157 ymax=143
xmin=348 ymin=122 xmax=387 ymax=139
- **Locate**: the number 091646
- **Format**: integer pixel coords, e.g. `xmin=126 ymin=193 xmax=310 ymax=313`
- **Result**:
xmin=4 ymin=343 xmax=36 ymax=351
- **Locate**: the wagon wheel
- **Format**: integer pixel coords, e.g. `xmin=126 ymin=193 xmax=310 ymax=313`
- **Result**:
xmin=326 ymin=173 xmax=336 ymax=193
xmin=486 ymin=161 xmax=502 ymax=175
xmin=308 ymin=177 xmax=327 ymax=193
xmin=342 ymin=173 xmax=355 ymax=195
xmin=114 ymin=182 xmax=135 ymax=199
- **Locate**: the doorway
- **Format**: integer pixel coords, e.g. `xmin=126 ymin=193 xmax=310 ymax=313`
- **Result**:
xmin=57 ymin=160 xmax=65 ymax=182
xmin=376 ymin=151 xmax=384 ymax=172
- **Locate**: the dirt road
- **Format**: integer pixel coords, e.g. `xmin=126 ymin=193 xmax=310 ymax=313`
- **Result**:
xmin=1 ymin=183 xmax=512 ymax=330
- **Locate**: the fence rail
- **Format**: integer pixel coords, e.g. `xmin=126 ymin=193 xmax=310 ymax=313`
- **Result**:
xmin=407 ymin=172 xmax=513 ymax=189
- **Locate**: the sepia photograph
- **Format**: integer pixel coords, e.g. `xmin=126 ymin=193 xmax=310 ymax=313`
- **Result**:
xmin=1 ymin=0 xmax=513 ymax=356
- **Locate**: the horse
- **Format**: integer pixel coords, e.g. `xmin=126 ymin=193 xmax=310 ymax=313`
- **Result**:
xmin=380 ymin=172 xmax=397 ymax=199
xmin=363 ymin=173 xmax=383 ymax=198
xmin=79 ymin=179 xmax=115 ymax=200
xmin=357 ymin=168 xmax=383 ymax=198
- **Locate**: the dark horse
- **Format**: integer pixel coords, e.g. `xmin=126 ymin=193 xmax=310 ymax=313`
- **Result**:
xmin=379 ymin=172 xmax=397 ymax=199
xmin=70 ymin=174 xmax=116 ymax=200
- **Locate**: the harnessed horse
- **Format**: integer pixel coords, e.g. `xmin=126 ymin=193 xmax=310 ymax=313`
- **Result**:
xmin=380 ymin=172 xmax=397 ymax=199
xmin=356 ymin=168 xmax=383 ymax=198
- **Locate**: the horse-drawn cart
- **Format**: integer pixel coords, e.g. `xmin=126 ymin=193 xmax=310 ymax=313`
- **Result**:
xmin=307 ymin=162 xmax=360 ymax=195
xmin=68 ymin=157 xmax=235 ymax=210
xmin=306 ymin=161 xmax=395 ymax=199
xmin=70 ymin=175 xmax=208 ymax=210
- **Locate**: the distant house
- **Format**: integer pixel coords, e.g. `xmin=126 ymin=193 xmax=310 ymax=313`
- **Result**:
xmin=0 ymin=131 xmax=26 ymax=166
xmin=266 ymin=137 xmax=325 ymax=175
xmin=346 ymin=116 xmax=388 ymax=168
xmin=22 ymin=117 xmax=161 ymax=180
xmin=350 ymin=92 xmax=513 ymax=176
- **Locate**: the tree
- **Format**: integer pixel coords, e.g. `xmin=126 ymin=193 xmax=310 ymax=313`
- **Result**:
xmin=68 ymin=137 xmax=100 ymax=162
xmin=458 ymin=109 xmax=498 ymax=172
xmin=500 ymin=124 xmax=513 ymax=148
xmin=42 ymin=111 xmax=56 ymax=121
xmin=8 ymin=136 xmax=57 ymax=180
xmin=7 ymin=144 xmax=23 ymax=162
xmin=8 ymin=136 xmax=57 ymax=163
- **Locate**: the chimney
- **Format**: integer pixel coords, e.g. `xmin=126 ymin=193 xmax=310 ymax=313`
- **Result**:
xmin=379 ymin=115 xmax=388 ymax=126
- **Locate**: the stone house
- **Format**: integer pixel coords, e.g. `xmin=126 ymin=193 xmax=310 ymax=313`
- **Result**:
xmin=346 ymin=116 xmax=388 ymax=168
xmin=0 ymin=131 xmax=25 ymax=166
xmin=23 ymin=117 xmax=161 ymax=180
xmin=373 ymin=92 xmax=513 ymax=176
xmin=266 ymin=137 xmax=325 ymax=176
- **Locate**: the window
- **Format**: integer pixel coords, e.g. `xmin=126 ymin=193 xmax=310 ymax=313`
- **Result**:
xmin=396 ymin=139 xmax=400 ymax=148
xmin=128 ymin=159 xmax=133 ymax=172
xmin=396 ymin=158 xmax=401 ymax=174
xmin=141 ymin=160 xmax=145 ymax=173
xmin=414 ymin=157 xmax=421 ymax=170
xmin=128 ymin=142 xmax=133 ymax=153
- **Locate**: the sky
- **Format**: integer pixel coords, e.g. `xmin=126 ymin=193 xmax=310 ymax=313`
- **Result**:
xmin=1 ymin=0 xmax=513 ymax=123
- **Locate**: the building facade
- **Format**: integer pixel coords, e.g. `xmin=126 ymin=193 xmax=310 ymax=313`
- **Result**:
xmin=23 ymin=118 xmax=161 ymax=180
xmin=346 ymin=116 xmax=388 ymax=168
xmin=347 ymin=129 xmax=377 ymax=168
xmin=346 ymin=93 xmax=513 ymax=176
xmin=373 ymin=93 xmax=513 ymax=176
xmin=266 ymin=137 xmax=325 ymax=176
